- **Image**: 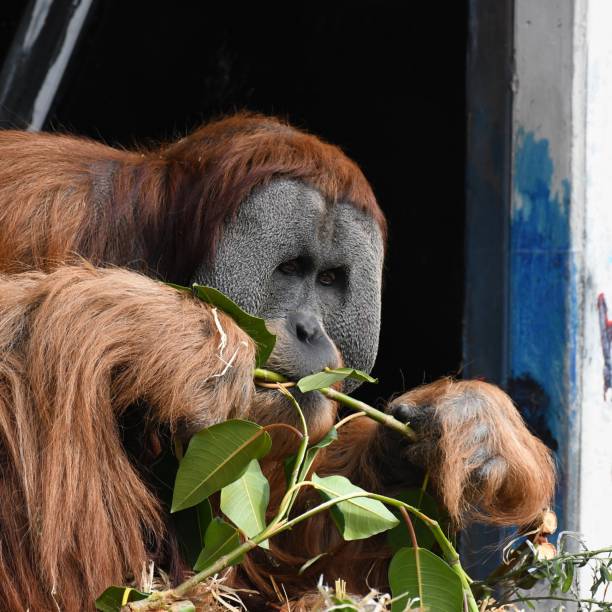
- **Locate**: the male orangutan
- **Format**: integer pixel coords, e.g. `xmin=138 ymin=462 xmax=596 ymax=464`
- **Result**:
xmin=0 ymin=113 xmax=554 ymax=610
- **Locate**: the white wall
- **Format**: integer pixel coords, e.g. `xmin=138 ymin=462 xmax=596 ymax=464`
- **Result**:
xmin=513 ymin=0 xmax=612 ymax=598
xmin=579 ymin=0 xmax=612 ymax=555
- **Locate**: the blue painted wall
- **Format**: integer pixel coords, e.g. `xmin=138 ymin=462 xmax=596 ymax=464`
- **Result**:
xmin=510 ymin=129 xmax=572 ymax=528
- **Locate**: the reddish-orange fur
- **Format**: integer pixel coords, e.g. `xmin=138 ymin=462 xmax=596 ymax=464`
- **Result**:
xmin=0 ymin=265 xmax=255 ymax=610
xmin=0 ymin=114 xmax=555 ymax=609
xmin=241 ymin=379 xmax=555 ymax=604
xmin=393 ymin=378 xmax=555 ymax=526
xmin=0 ymin=112 xmax=385 ymax=282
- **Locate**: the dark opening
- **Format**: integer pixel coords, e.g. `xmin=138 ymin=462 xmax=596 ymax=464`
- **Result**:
xmin=2 ymin=1 xmax=468 ymax=405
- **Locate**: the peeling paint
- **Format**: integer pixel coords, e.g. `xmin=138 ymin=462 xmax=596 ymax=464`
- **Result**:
xmin=510 ymin=128 xmax=571 ymax=526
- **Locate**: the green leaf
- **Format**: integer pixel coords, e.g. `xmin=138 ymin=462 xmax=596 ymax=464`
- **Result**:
xmin=561 ymin=561 xmax=574 ymax=592
xmin=172 ymin=498 xmax=214 ymax=567
xmin=387 ymin=489 xmax=441 ymax=551
xmin=191 ymin=284 xmax=276 ymax=367
xmin=172 ymin=419 xmax=272 ymax=512
xmin=221 ymin=459 xmax=270 ymax=549
xmin=312 ymin=474 xmax=398 ymax=540
xmin=285 ymin=427 xmax=338 ymax=486
xmin=95 ymin=586 xmax=149 ymax=612
xmin=298 ymin=552 xmax=327 ymax=575
xmin=170 ymin=499 xmax=212 ymax=566
xmin=146 ymin=445 xmax=213 ymax=566
xmin=196 ymin=498 xmax=214 ymax=545
xmin=193 ymin=518 xmax=244 ymax=571
xmin=297 ymin=368 xmax=378 ymax=393
xmin=389 ymin=547 xmax=463 ymax=612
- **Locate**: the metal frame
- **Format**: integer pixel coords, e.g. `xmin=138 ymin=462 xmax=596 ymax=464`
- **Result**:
xmin=0 ymin=0 xmax=95 ymax=130
xmin=463 ymin=0 xmax=514 ymax=577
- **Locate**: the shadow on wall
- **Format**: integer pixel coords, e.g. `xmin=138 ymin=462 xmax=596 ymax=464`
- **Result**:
xmin=507 ymin=374 xmax=558 ymax=452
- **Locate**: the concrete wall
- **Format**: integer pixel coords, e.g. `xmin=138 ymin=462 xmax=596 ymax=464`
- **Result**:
xmin=467 ymin=0 xmax=612 ymax=594
xmin=511 ymin=0 xmax=579 ymax=538
xmin=578 ymin=0 xmax=612 ymax=557
xmin=512 ymin=0 xmax=612 ymax=565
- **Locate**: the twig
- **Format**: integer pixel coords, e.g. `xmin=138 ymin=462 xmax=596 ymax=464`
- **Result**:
xmin=399 ymin=507 xmax=418 ymax=550
xmin=252 ymin=369 xmax=287 ymax=383
xmin=255 ymin=381 xmax=296 ymax=389
xmin=418 ymin=472 xmax=429 ymax=508
xmin=211 ymin=308 xmax=228 ymax=356
xmin=263 ymin=423 xmax=304 ymax=439
xmin=253 ymin=368 xmax=417 ymax=441
xmin=503 ymin=595 xmax=611 ymax=606
xmin=269 ymin=384 xmax=310 ymax=522
xmin=213 ymin=341 xmax=249 ymax=378
xmin=399 ymin=506 xmax=430 ymax=611
xmin=321 ymin=387 xmax=417 ymax=441
xmin=335 ymin=411 xmax=366 ymax=430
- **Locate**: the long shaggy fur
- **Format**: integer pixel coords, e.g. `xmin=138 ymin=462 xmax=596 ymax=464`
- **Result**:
xmin=0 ymin=114 xmax=556 ymax=608
xmin=391 ymin=378 xmax=556 ymax=526
xmin=238 ymin=379 xmax=556 ymax=604
xmin=0 ymin=265 xmax=254 ymax=610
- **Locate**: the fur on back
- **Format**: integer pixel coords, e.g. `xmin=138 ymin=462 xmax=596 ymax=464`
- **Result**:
xmin=0 ymin=113 xmax=385 ymax=282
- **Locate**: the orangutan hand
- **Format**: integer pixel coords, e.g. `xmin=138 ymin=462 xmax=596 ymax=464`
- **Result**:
xmin=384 ymin=378 xmax=555 ymax=527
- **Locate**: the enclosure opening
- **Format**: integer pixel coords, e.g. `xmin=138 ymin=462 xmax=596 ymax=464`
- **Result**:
xmin=2 ymin=1 xmax=468 ymax=405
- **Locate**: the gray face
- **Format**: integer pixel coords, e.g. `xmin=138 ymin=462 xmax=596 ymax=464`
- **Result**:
xmin=192 ymin=178 xmax=384 ymax=399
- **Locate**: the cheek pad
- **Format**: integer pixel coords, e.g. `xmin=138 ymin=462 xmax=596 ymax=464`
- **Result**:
xmin=192 ymin=179 xmax=384 ymax=391
xmin=327 ymin=288 xmax=382 ymax=393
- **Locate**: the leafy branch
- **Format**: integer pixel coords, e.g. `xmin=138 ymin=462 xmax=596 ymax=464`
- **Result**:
xmin=103 ymin=375 xmax=474 ymax=612
xmin=93 ymin=284 xmax=611 ymax=611
xmin=481 ymin=537 xmax=612 ymax=611
xmin=254 ymin=367 xmax=417 ymax=442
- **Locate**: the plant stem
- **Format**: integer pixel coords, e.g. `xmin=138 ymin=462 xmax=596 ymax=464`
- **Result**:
xmin=176 ymin=528 xmax=276 ymax=597
xmin=335 ymin=411 xmax=366 ymax=429
xmin=418 ymin=472 xmax=429 ymax=508
xmin=320 ymin=387 xmax=417 ymax=441
xmin=252 ymin=369 xmax=287 ymax=383
xmin=131 ymin=370 xmax=466 ymax=610
xmin=262 ymin=422 xmax=304 ymax=439
xmin=399 ymin=505 xmax=428 ymax=609
xmin=127 ymin=524 xmax=279 ymax=610
xmin=277 ymin=486 xmax=478 ymax=612
xmin=400 ymin=507 xmax=419 ymax=549
xmin=269 ymin=385 xmax=309 ymax=523
xmin=503 ymin=595 xmax=611 ymax=606
xmin=253 ymin=368 xmax=417 ymax=441
xmin=130 ymin=485 xmax=477 ymax=612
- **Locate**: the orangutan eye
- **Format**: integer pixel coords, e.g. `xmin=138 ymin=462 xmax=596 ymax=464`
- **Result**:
xmin=278 ymin=259 xmax=301 ymax=275
xmin=318 ymin=270 xmax=337 ymax=286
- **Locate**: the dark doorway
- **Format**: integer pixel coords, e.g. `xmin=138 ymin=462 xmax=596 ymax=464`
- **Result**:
xmin=1 ymin=2 xmax=468 ymax=405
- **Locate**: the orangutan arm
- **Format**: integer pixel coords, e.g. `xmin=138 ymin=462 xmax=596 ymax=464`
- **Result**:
xmin=0 ymin=264 xmax=256 ymax=610
xmin=248 ymin=379 xmax=555 ymax=599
